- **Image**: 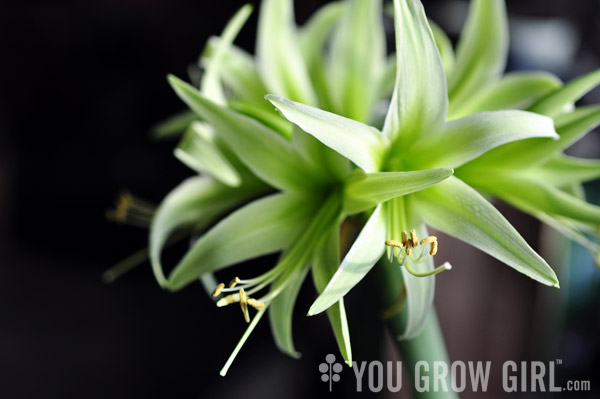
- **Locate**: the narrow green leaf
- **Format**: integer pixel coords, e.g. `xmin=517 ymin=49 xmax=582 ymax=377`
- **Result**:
xmin=383 ymin=0 xmax=448 ymax=145
xmin=327 ymin=0 xmax=385 ymax=123
xmin=256 ymin=0 xmax=317 ymax=105
xmin=467 ymin=173 xmax=600 ymax=226
xmin=201 ymin=5 xmax=253 ymax=104
xmin=169 ymin=76 xmax=315 ymax=192
xmin=413 ymin=110 xmax=558 ymax=169
xmin=202 ymin=37 xmax=270 ymax=108
xmin=167 ymin=193 xmax=320 ymax=290
xmin=149 ymin=176 xmax=262 ymax=287
xmin=527 ymin=69 xmax=600 ymax=118
xmin=448 ymin=0 xmax=508 ymax=107
xmin=414 ymin=176 xmax=559 ymax=287
xmin=308 ymin=205 xmax=386 ymax=315
xmin=312 ymin=224 xmax=352 ymax=366
xmin=344 ymin=168 xmax=454 ymax=214
xmin=529 ymin=155 xmax=600 ymax=187
xmin=267 ymin=94 xmax=389 ymax=173
xmin=448 ymin=71 xmax=562 ymax=120
xmin=269 ymin=267 xmax=308 ymax=358
xmin=150 ymin=110 xmax=197 ymax=140
xmin=175 ymin=122 xmax=241 ymax=186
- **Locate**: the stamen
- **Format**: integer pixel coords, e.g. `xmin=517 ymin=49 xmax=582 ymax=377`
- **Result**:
xmin=212 ymin=283 xmax=225 ymax=297
xmin=217 ymin=293 xmax=239 ymax=307
xmin=410 ymin=230 xmax=418 ymax=247
xmin=405 ymin=240 xmax=413 ymax=256
xmin=106 ymin=191 xmax=156 ymax=228
xmin=419 ymin=236 xmax=437 ymax=246
xmin=247 ymin=298 xmax=265 ymax=311
xmin=228 ymin=277 xmax=240 ymax=288
xmin=239 ymin=289 xmax=250 ymax=323
xmin=430 ymin=240 xmax=438 ymax=256
xmin=401 ymin=231 xmax=409 ymax=246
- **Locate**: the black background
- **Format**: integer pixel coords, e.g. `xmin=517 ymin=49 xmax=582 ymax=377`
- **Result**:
xmin=1 ymin=1 xmax=599 ymax=398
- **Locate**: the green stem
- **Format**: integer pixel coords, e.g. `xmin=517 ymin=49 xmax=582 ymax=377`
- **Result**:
xmin=376 ymin=259 xmax=458 ymax=399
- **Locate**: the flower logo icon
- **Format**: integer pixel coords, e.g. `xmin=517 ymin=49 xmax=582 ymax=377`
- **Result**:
xmin=319 ymin=354 xmax=343 ymax=391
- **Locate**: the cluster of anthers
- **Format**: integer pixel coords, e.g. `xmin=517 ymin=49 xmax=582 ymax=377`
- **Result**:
xmin=385 ymin=230 xmax=452 ymax=277
xmin=212 ymin=277 xmax=266 ymax=323
xmin=106 ymin=191 xmax=155 ymax=228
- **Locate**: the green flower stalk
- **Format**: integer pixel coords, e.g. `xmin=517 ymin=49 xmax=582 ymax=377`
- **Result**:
xmin=116 ymin=0 xmax=600 ymax=383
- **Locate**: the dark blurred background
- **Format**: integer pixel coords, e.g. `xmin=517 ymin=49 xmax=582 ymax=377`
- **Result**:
xmin=0 ymin=0 xmax=599 ymax=398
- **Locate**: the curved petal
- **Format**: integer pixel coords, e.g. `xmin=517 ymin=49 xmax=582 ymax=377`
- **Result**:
xmin=344 ymin=168 xmax=454 ymax=214
xmin=149 ymin=176 xmax=262 ymax=287
xmin=256 ymin=0 xmax=317 ymax=105
xmin=268 ymin=95 xmax=389 ymax=172
xmin=413 ymin=110 xmax=557 ymax=169
xmin=308 ymin=205 xmax=386 ymax=315
xmin=448 ymin=0 xmax=508 ymax=107
xmin=413 ymin=176 xmax=559 ymax=287
xmin=383 ymin=0 xmax=448 ymax=145
xmin=167 ymin=193 xmax=320 ymax=290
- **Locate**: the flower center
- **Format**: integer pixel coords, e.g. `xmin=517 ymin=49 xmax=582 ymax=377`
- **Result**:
xmin=385 ymin=229 xmax=452 ymax=277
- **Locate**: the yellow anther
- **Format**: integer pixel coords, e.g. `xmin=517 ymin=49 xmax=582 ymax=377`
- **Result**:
xmin=430 ymin=241 xmax=438 ymax=256
xmin=410 ymin=230 xmax=418 ymax=247
xmin=228 ymin=277 xmax=240 ymax=288
xmin=401 ymin=231 xmax=409 ymax=246
xmin=419 ymin=236 xmax=437 ymax=246
xmin=247 ymin=298 xmax=265 ymax=311
xmin=212 ymin=283 xmax=225 ymax=297
xmin=239 ymin=289 xmax=250 ymax=323
xmin=385 ymin=239 xmax=404 ymax=248
xmin=216 ymin=293 xmax=239 ymax=307
xmin=405 ymin=239 xmax=413 ymax=256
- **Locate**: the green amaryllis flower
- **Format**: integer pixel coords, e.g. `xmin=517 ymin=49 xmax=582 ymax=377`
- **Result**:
xmin=418 ymin=0 xmax=600 ymax=262
xmin=267 ymin=0 xmax=562 ymax=340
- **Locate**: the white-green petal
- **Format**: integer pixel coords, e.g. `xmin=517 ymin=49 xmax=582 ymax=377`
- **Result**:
xmin=151 ymin=110 xmax=197 ymax=140
xmin=257 ymin=0 xmax=317 ymax=105
xmin=299 ymin=1 xmax=346 ymax=111
xmin=448 ymin=71 xmax=562 ymax=120
xmin=312 ymin=224 xmax=352 ymax=366
xmin=269 ymin=267 xmax=308 ymax=358
xmin=468 ymin=173 xmax=600 ymax=226
xmin=167 ymin=193 xmax=319 ymax=290
xmin=308 ymin=205 xmax=386 ymax=315
xmin=462 ymin=105 xmax=600 ymax=170
xmin=175 ymin=122 xmax=241 ymax=186
xmin=149 ymin=176 xmax=261 ymax=288
xmin=343 ymin=168 xmax=454 ymax=214
xmin=267 ymin=95 xmax=388 ymax=173
xmin=201 ymin=5 xmax=253 ymax=105
xmin=202 ymin=38 xmax=270 ymax=108
xmin=327 ymin=0 xmax=385 ymax=123
xmin=448 ymin=0 xmax=508 ymax=107
xmin=413 ymin=110 xmax=558 ymax=169
xmin=383 ymin=0 xmax=448 ymax=145
xmin=429 ymin=20 xmax=455 ymax=77
xmin=414 ymin=176 xmax=559 ymax=287
xmin=527 ymin=69 xmax=600 ymax=118
xmin=169 ymin=76 xmax=315 ymax=192
xmin=529 ymin=155 xmax=600 ymax=187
